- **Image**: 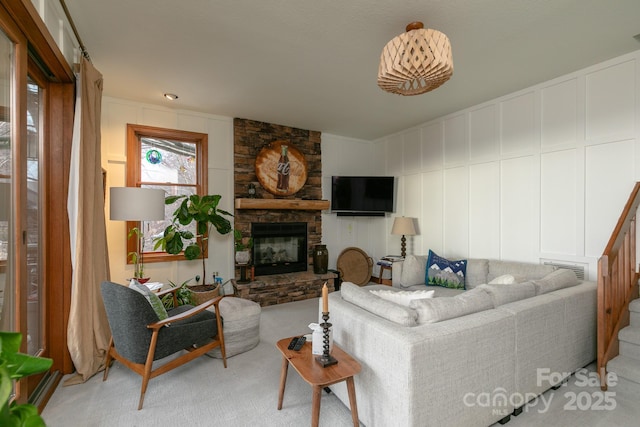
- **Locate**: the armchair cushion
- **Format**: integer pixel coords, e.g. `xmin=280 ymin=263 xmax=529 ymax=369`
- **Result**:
xmin=129 ymin=280 xmax=168 ymax=320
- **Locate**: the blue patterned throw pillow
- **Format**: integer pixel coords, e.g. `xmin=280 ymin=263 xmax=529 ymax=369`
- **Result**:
xmin=425 ymin=250 xmax=467 ymax=289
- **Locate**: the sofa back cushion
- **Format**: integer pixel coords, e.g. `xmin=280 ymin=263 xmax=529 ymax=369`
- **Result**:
xmin=465 ymin=259 xmax=489 ymax=289
xmin=533 ymin=269 xmax=579 ymax=295
xmin=487 ymin=260 xmax=557 ymax=283
xmin=340 ymin=282 xmax=418 ymax=326
xmin=399 ymin=255 xmax=428 ymax=288
xmin=478 ymin=282 xmax=537 ymax=307
xmin=409 ymin=287 xmax=493 ymax=324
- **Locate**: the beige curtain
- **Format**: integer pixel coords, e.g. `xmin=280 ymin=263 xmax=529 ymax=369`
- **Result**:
xmin=65 ymin=57 xmax=111 ymax=385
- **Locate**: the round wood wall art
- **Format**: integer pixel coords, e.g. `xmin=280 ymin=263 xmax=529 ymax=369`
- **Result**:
xmin=255 ymin=140 xmax=308 ymax=196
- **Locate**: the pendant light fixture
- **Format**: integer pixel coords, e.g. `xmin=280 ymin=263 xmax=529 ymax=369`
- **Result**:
xmin=378 ymin=21 xmax=453 ymax=96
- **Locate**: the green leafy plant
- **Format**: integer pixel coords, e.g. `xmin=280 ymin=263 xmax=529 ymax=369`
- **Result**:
xmin=161 ymin=279 xmax=194 ymax=309
xmin=154 ymin=194 xmax=233 ymax=284
xmin=0 ymin=332 xmax=52 ymax=427
xmin=233 ymin=229 xmax=253 ymax=252
xmin=127 ymin=227 xmax=145 ymax=279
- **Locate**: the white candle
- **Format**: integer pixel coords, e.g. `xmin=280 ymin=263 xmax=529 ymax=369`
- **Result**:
xmin=322 ymin=282 xmax=328 ymax=312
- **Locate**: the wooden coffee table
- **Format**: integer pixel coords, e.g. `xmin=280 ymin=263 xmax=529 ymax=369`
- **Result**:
xmin=276 ymin=337 xmax=361 ymax=427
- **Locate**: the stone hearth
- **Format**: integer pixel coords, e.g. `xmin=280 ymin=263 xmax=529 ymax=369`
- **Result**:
xmin=233 ymin=270 xmax=336 ymax=307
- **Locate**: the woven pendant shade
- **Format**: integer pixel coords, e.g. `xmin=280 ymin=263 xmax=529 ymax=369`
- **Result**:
xmin=378 ymin=21 xmax=453 ymax=96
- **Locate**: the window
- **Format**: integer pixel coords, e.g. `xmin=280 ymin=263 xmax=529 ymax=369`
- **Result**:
xmin=126 ymin=124 xmax=208 ymax=262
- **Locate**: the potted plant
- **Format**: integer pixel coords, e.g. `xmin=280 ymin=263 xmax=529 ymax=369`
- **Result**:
xmin=154 ymin=194 xmax=232 ymax=301
xmin=161 ymin=278 xmax=194 ymax=309
xmin=234 ymin=229 xmax=253 ymax=265
xmin=0 ymin=332 xmax=52 ymax=427
xmin=127 ymin=227 xmax=149 ymax=283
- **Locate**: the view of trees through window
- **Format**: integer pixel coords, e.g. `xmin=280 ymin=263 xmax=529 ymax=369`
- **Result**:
xmin=140 ymin=137 xmax=198 ymax=252
xmin=126 ymin=124 xmax=207 ymax=262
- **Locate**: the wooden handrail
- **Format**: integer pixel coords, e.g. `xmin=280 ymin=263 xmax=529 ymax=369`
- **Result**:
xmin=597 ymin=182 xmax=640 ymax=389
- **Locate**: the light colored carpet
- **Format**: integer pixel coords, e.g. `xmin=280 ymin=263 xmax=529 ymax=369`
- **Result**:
xmin=42 ymin=297 xmax=640 ymax=427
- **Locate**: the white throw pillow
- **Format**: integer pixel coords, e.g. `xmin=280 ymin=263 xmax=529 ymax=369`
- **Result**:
xmin=488 ymin=274 xmax=516 ymax=285
xmin=370 ymin=289 xmax=435 ymax=307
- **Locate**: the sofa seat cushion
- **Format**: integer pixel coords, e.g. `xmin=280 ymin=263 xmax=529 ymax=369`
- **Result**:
xmin=340 ymin=282 xmax=418 ymax=326
xmin=478 ymin=282 xmax=537 ymax=307
xmin=369 ymin=289 xmax=434 ymax=306
xmin=410 ymin=287 xmax=493 ymax=324
xmin=533 ymin=269 xmax=579 ymax=295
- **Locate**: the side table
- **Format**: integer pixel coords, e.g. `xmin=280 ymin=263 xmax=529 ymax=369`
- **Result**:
xmin=376 ymin=263 xmax=392 ymax=285
xmin=276 ymin=337 xmax=361 ymax=427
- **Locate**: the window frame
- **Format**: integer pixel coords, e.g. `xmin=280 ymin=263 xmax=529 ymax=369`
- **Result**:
xmin=126 ymin=123 xmax=208 ymax=263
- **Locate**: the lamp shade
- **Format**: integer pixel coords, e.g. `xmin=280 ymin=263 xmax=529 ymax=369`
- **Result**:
xmin=378 ymin=21 xmax=453 ymax=96
xmin=391 ymin=217 xmax=416 ymax=236
xmin=110 ymin=187 xmax=165 ymax=221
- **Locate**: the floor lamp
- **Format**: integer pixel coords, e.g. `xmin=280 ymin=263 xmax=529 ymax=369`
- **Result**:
xmin=110 ymin=187 xmax=165 ymax=281
xmin=391 ymin=217 xmax=416 ymax=258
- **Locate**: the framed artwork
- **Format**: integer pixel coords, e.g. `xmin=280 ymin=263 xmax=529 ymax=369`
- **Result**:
xmin=255 ymin=140 xmax=307 ymax=196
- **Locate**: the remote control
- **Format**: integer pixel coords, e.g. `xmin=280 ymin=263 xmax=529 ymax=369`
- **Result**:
xmin=288 ymin=337 xmax=300 ymax=350
xmin=292 ymin=336 xmax=306 ymax=351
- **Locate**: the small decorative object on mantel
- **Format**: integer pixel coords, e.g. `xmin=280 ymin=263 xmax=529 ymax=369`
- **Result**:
xmin=247 ymin=183 xmax=257 ymax=198
xmin=255 ymin=140 xmax=308 ymax=196
xmin=316 ymin=283 xmax=338 ymax=367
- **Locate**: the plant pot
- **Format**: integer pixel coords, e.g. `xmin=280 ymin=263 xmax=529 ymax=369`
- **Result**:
xmin=136 ymin=277 xmax=150 ymax=284
xmin=188 ymin=284 xmax=220 ymax=305
xmin=235 ymin=250 xmax=251 ymax=265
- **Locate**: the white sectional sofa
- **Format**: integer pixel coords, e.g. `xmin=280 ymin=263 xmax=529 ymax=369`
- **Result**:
xmin=327 ymin=256 xmax=597 ymax=427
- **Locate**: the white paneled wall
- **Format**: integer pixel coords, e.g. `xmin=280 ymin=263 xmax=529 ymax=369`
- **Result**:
xmin=321 ymin=133 xmax=386 ymax=268
xmin=376 ymin=50 xmax=640 ymax=280
xmin=102 ymin=97 xmax=234 ymax=285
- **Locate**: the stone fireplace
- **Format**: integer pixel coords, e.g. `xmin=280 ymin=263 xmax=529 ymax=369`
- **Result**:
xmin=233 ymin=118 xmax=335 ymax=306
xmin=252 ymin=222 xmax=307 ymax=275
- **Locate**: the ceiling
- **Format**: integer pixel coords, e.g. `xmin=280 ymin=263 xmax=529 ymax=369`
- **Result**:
xmin=64 ymin=0 xmax=640 ymax=141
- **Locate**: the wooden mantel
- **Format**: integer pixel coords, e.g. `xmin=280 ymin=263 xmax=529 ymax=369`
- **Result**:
xmin=235 ymin=198 xmax=330 ymax=211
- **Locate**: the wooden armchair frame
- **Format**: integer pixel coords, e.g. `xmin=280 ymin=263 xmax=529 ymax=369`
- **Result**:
xmin=102 ymin=284 xmax=227 ymax=409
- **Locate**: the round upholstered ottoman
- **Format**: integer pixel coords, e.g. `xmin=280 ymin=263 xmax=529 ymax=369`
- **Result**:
xmin=208 ymin=296 xmax=261 ymax=358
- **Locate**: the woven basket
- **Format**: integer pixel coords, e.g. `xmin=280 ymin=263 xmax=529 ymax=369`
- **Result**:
xmin=189 ymin=284 xmax=220 ymax=305
xmin=336 ymin=247 xmax=373 ymax=286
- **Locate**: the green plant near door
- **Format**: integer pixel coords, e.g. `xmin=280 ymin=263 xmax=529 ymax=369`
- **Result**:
xmin=0 ymin=332 xmax=53 ymax=427
xmin=154 ymin=194 xmax=233 ymax=284
xmin=127 ymin=226 xmax=145 ymax=279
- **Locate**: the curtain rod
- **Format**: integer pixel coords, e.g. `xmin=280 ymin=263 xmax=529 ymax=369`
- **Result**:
xmin=59 ymin=0 xmax=91 ymax=62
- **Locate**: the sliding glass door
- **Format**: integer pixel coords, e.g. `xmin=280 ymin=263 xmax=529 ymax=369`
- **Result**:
xmin=0 ymin=26 xmax=14 ymax=333
xmin=25 ymin=76 xmax=43 ymax=357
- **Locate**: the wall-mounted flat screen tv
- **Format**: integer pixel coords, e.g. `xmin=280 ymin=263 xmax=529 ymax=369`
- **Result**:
xmin=331 ymin=176 xmax=395 ymax=216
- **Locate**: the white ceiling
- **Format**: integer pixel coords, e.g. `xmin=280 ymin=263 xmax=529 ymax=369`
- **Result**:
xmin=64 ymin=0 xmax=640 ymax=140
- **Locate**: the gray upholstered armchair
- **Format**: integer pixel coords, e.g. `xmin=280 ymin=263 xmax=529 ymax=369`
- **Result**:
xmin=100 ymin=281 xmax=226 ymax=409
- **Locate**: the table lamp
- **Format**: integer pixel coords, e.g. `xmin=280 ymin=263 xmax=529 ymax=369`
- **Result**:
xmin=110 ymin=187 xmax=165 ymax=280
xmin=391 ymin=217 xmax=416 ymax=258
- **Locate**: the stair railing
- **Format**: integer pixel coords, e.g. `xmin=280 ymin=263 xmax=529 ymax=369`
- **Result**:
xmin=598 ymin=181 xmax=640 ymax=389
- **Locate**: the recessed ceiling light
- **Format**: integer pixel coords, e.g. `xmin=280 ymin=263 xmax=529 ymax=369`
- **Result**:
xmin=163 ymin=93 xmax=179 ymax=100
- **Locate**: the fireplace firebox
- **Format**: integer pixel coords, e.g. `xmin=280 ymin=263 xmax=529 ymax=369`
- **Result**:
xmin=252 ymin=222 xmax=308 ymax=275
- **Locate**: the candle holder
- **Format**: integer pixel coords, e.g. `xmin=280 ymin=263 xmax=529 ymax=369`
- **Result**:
xmin=315 ymin=311 xmax=338 ymax=367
